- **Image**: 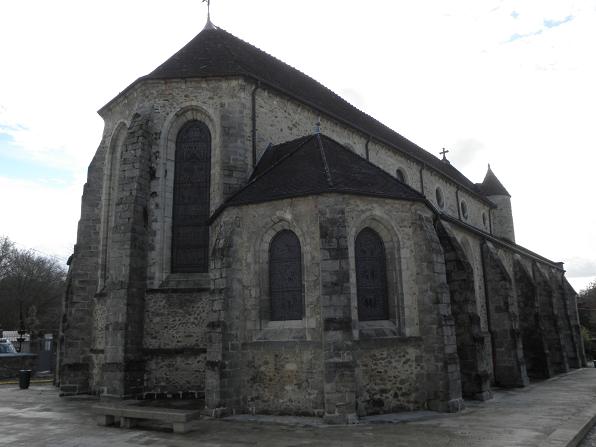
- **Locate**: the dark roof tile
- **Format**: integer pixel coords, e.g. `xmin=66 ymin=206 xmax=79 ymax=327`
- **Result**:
xmin=479 ymin=166 xmax=510 ymax=196
xmin=219 ymin=134 xmax=424 ymax=211
xmin=130 ymin=26 xmax=490 ymax=201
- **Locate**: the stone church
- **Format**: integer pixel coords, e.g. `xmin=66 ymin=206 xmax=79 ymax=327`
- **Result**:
xmin=58 ymin=19 xmax=586 ymax=422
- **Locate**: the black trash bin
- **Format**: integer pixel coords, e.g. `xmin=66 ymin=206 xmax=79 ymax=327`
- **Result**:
xmin=19 ymin=370 xmax=32 ymax=389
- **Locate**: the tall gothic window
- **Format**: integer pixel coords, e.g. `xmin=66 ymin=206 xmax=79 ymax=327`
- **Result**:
xmin=355 ymin=228 xmax=389 ymax=321
xmin=171 ymin=120 xmax=211 ymax=273
xmin=269 ymin=230 xmax=304 ymax=321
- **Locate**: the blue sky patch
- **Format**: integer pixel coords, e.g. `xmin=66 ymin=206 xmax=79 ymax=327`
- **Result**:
xmin=0 ymin=133 xmax=73 ymax=184
xmin=511 ymin=10 xmax=519 ymax=19
xmin=544 ymin=15 xmax=573 ymax=29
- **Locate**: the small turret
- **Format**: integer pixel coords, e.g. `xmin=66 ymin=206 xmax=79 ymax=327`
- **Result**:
xmin=480 ymin=165 xmax=515 ymax=242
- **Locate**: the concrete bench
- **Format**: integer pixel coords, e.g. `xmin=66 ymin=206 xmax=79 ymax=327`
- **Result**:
xmin=92 ymin=403 xmax=201 ymax=433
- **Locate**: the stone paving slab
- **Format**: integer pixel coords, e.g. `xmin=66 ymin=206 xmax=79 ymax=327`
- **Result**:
xmin=0 ymin=368 xmax=595 ymax=447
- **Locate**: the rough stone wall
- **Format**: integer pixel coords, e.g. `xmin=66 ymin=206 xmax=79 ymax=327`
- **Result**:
xmin=243 ymin=341 xmax=324 ymax=415
xmin=448 ymin=228 xmax=493 ymax=379
xmin=98 ymin=78 xmax=253 ymax=289
xmin=488 ymin=195 xmax=515 ymax=242
xmin=514 ymin=259 xmax=551 ymax=379
xmin=482 ymin=242 xmax=528 ymax=387
xmin=143 ymin=291 xmax=209 ymax=395
xmin=411 ymin=212 xmax=463 ymax=412
xmin=550 ymin=272 xmax=580 ymax=369
xmin=252 ymin=82 xmax=492 ymax=234
xmin=534 ymin=264 xmax=568 ymax=374
xmin=90 ymin=295 xmax=106 ymax=391
xmin=317 ymin=196 xmax=357 ymax=422
xmin=103 ymin=113 xmax=152 ymax=397
xmin=354 ymin=338 xmax=425 ymax=414
xmin=436 ymin=222 xmax=491 ymax=400
xmin=59 ymin=139 xmax=107 ymax=394
xmin=564 ymin=279 xmax=587 ymax=367
xmin=206 ymin=195 xmax=465 ymax=417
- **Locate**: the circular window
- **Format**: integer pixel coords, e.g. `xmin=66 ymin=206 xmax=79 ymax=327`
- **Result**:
xmin=395 ymin=168 xmax=406 ymax=184
xmin=435 ymin=187 xmax=444 ymax=209
xmin=461 ymin=201 xmax=469 ymax=220
xmin=482 ymin=212 xmax=487 ymax=227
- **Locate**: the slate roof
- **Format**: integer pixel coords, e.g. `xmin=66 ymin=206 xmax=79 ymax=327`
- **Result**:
xmin=477 ymin=166 xmax=510 ymax=197
xmin=108 ymin=25 xmax=491 ymax=203
xmin=219 ymin=134 xmax=425 ymax=210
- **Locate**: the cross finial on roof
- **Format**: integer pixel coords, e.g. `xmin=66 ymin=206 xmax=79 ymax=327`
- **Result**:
xmin=440 ymin=147 xmax=449 ymax=161
xmin=202 ymin=0 xmax=216 ymax=30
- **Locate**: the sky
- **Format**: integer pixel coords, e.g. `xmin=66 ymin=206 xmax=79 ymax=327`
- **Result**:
xmin=0 ymin=0 xmax=595 ymax=292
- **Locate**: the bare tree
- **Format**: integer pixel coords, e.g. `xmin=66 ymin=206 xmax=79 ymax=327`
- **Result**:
xmin=0 ymin=236 xmax=67 ymax=336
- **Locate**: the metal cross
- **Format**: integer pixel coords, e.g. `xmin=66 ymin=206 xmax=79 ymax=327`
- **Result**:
xmin=440 ymin=147 xmax=449 ymax=160
xmin=203 ymin=0 xmax=211 ymax=19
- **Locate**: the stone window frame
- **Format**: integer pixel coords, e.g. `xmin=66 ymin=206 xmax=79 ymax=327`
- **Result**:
xmin=252 ymin=218 xmax=314 ymax=341
xmin=347 ymin=215 xmax=405 ymax=339
xmin=395 ymin=167 xmax=408 ymax=185
xmin=97 ymin=121 xmax=128 ymax=292
xmin=460 ymin=200 xmax=469 ymax=220
xmin=268 ymin=229 xmax=305 ymax=321
xmin=153 ymin=105 xmax=220 ymax=288
xmin=435 ymin=186 xmax=445 ymax=209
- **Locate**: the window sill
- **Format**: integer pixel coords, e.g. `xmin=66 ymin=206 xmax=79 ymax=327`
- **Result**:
xmin=254 ymin=322 xmax=307 ymax=342
xmin=357 ymin=320 xmax=400 ymax=339
xmin=158 ymin=273 xmax=210 ymax=290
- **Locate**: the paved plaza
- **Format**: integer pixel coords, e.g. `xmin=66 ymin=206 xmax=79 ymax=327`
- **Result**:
xmin=1 ymin=368 xmax=595 ymax=447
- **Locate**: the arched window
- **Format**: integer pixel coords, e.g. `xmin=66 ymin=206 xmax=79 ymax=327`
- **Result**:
xmin=171 ymin=121 xmax=211 ymax=273
xmin=395 ymin=168 xmax=407 ymax=185
xmin=355 ymin=228 xmax=389 ymax=321
xmin=269 ymin=230 xmax=304 ymax=321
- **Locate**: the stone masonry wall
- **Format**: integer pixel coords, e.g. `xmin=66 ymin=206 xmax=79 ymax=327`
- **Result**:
xmin=143 ymin=290 xmax=210 ymax=395
xmin=252 ymin=82 xmax=492 ymax=234
xmin=354 ymin=338 xmax=425 ymax=414
xmin=481 ymin=242 xmax=528 ymax=387
xmin=59 ymin=138 xmax=107 ymax=394
xmin=102 ymin=113 xmax=152 ymax=397
xmin=243 ymin=341 xmax=324 ymax=416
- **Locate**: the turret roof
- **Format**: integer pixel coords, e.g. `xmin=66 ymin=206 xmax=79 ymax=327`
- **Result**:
xmin=478 ymin=166 xmax=510 ymax=197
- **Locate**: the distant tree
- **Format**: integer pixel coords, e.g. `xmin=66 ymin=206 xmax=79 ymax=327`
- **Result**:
xmin=578 ymin=280 xmax=596 ymax=359
xmin=0 ymin=236 xmax=67 ymax=337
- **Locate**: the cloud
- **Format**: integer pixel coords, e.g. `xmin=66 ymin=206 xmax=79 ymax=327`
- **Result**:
xmin=449 ymin=138 xmax=486 ymax=168
xmin=565 ymin=259 xmax=596 ymax=278
xmin=0 ymin=176 xmax=80 ymax=260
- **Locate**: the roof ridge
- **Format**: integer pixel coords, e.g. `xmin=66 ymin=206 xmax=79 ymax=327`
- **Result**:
xmin=316 ymin=134 xmax=334 ymax=187
xmin=319 ymin=134 xmax=427 ymax=198
xmin=244 ymin=134 xmax=315 ymax=187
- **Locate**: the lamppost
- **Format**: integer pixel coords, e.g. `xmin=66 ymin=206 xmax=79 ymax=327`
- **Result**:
xmin=16 ymin=300 xmax=26 ymax=353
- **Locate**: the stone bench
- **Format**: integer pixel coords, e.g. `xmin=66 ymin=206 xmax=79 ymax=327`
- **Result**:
xmin=92 ymin=403 xmax=201 ymax=433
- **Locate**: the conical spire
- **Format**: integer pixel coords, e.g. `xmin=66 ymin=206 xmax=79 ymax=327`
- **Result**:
xmin=481 ymin=164 xmax=510 ymax=196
